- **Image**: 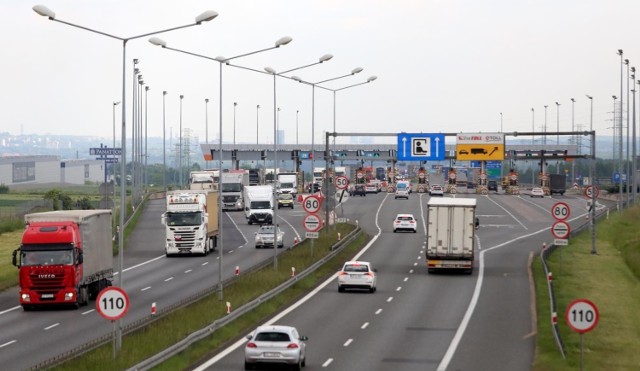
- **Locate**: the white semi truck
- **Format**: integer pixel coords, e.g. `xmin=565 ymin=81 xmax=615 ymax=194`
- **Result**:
xmin=426 ymin=197 xmax=477 ymax=274
xmin=244 ymin=185 xmax=274 ymax=225
xmin=189 ymin=170 xmax=219 ymax=191
xmin=162 ymin=190 xmax=219 ymax=256
xmin=221 ymin=170 xmax=249 ymax=211
xmin=276 ymin=172 xmax=298 ymax=196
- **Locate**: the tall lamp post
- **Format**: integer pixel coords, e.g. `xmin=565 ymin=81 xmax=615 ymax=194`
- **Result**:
xmin=112 ymin=101 xmax=120 ymax=214
xmin=179 ymin=94 xmax=184 ymax=187
xmin=571 ymin=98 xmax=575 ymax=187
xmin=586 ymin=94 xmax=596 ymax=254
xmin=544 ymin=105 xmax=548 ymax=145
xmin=32 ymin=4 xmax=218 ymax=353
xmin=144 ymin=85 xmax=149 ymax=189
xmin=256 ymin=104 xmax=260 ymax=145
xmin=296 ymin=110 xmax=299 ymax=146
xmin=635 ymin=80 xmax=639 ymax=206
xmin=531 ymin=107 xmax=535 ymax=186
xmin=233 ymin=102 xmax=238 ymax=149
xmin=618 ymin=50 xmax=624 ymax=209
xmin=555 ymin=101 xmax=561 ymax=174
xmin=149 ymin=35 xmax=293 ymax=296
xmin=205 ymin=98 xmax=209 ymax=168
xmin=163 ymin=91 xmax=167 ymax=193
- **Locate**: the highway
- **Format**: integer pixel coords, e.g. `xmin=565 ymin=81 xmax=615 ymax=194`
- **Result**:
xmin=0 ymin=188 xmax=612 ymax=370
xmin=197 ymin=189 xmax=611 ymax=371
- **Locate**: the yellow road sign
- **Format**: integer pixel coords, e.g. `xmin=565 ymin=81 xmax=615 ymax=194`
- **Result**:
xmin=455 ymin=144 xmax=505 ymax=160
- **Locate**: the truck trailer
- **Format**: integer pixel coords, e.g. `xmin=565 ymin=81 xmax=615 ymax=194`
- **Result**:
xmin=426 ymin=198 xmax=477 ymax=274
xmin=12 ymin=210 xmax=114 ymax=310
xmin=549 ymin=173 xmax=567 ymax=195
xmin=162 ymin=190 xmax=219 ymax=256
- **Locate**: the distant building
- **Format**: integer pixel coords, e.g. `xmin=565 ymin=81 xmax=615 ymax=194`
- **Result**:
xmin=0 ymin=155 xmax=104 ymax=188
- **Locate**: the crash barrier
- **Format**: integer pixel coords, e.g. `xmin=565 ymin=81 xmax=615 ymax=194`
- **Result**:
xmin=31 ymin=224 xmax=361 ymax=370
xmin=539 ymin=205 xmax=609 ymax=359
xmin=127 ymin=225 xmax=362 ymax=371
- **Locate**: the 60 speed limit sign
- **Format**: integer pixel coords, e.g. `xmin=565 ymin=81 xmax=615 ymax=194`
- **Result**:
xmin=96 ymin=286 xmax=130 ymax=321
xmin=566 ymin=299 xmax=599 ymax=333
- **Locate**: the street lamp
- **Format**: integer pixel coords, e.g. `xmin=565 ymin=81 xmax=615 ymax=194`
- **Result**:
xmin=149 ymin=35 xmax=293 ymax=296
xmin=205 ymin=98 xmax=209 ymax=168
xmin=571 ymin=98 xmax=575 ymax=186
xmin=500 ymin=112 xmax=503 ymax=132
xmin=555 ymin=101 xmax=561 ymax=145
xmin=296 ymin=110 xmax=299 ymax=146
xmin=145 ymin=86 xmax=149 ymax=189
xmin=233 ymin=102 xmax=238 ymax=150
xmin=618 ymin=49 xmax=624 ymax=209
xmin=179 ymin=94 xmax=184 ymax=187
xmin=586 ymin=94 xmax=596 ymax=254
xmin=329 ymin=74 xmax=377 ymax=145
xmin=32 ymin=4 xmax=218 ymax=353
xmin=256 ymin=104 xmax=260 ymax=145
xmin=531 ymin=107 xmax=535 ymax=186
xmin=112 ymin=101 xmax=120 ymax=204
xmin=544 ymin=105 xmax=548 ymax=145
xmin=163 ymin=91 xmax=167 ymax=193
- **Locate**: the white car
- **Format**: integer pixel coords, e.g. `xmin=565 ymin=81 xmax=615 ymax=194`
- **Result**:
xmin=429 ymin=184 xmax=444 ymax=196
xmin=530 ymin=187 xmax=545 ymax=198
xmin=338 ymin=261 xmax=377 ymax=293
xmin=393 ymin=213 xmax=417 ymax=233
xmin=244 ymin=325 xmax=308 ymax=370
xmin=255 ymin=225 xmax=284 ymax=248
xmin=394 ymin=182 xmax=410 ymax=199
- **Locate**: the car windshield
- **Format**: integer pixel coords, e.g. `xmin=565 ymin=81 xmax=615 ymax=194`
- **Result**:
xmin=278 ymin=194 xmax=293 ymax=200
xmin=397 ymin=183 xmax=408 ymax=189
xmin=397 ymin=216 xmax=414 ymax=221
xmin=344 ymin=264 xmax=369 ymax=273
xmin=221 ymin=183 xmax=242 ymax=192
xmin=251 ymin=201 xmax=271 ymax=209
xmin=255 ymin=332 xmax=291 ymax=342
xmin=258 ymin=226 xmax=280 ymax=234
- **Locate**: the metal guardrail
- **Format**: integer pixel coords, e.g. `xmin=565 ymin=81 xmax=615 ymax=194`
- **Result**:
xmin=126 ymin=226 xmax=362 ymax=371
xmin=539 ymin=206 xmax=609 ymax=359
xmin=30 ymin=225 xmax=361 ymax=370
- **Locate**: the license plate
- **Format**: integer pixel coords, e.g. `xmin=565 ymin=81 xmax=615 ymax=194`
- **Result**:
xmin=263 ymin=352 xmax=280 ymax=358
xmin=41 ymin=293 xmax=54 ymax=299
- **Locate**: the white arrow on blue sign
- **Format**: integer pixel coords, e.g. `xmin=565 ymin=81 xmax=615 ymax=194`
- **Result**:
xmin=397 ymin=133 xmax=445 ymax=161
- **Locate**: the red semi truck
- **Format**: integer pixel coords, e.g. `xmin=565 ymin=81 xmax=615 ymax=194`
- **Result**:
xmin=12 ymin=210 xmax=114 ymax=310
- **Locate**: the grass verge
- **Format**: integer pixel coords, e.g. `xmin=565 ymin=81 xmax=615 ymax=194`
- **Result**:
xmin=50 ymin=224 xmax=366 ymax=370
xmin=533 ymin=207 xmax=640 ymax=370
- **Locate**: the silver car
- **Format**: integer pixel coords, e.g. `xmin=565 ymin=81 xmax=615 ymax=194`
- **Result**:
xmin=255 ymin=225 xmax=285 ymax=248
xmin=338 ymin=261 xmax=377 ymax=293
xmin=244 ymin=325 xmax=308 ymax=370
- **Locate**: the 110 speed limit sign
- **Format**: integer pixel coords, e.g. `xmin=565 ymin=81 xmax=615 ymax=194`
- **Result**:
xmin=565 ymin=299 xmax=599 ymax=333
xmin=96 ymin=286 xmax=130 ymax=321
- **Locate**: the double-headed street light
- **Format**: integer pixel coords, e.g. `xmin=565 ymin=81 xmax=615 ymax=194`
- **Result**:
xmin=32 ymin=4 xmax=218 ymax=353
xmin=149 ymin=35 xmax=292 ymax=297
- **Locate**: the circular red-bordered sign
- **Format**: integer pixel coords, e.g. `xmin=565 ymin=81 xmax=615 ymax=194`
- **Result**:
xmin=551 ymin=220 xmax=571 ymax=239
xmin=302 ymin=195 xmax=322 ymax=214
xmin=334 ymin=176 xmax=349 ymax=190
xmin=303 ymin=214 xmax=322 ymax=232
xmin=96 ymin=286 xmax=130 ymax=321
xmin=551 ymin=202 xmax=571 ymax=221
xmin=584 ymin=186 xmax=600 ymax=199
xmin=565 ymin=299 xmax=599 ymax=334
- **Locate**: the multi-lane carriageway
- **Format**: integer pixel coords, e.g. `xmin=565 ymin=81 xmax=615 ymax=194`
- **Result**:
xmin=0 ymin=188 xmax=611 ymax=370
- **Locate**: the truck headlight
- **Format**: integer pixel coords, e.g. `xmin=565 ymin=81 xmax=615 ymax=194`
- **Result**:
xmin=21 ymin=293 xmax=31 ymax=302
xmin=65 ymin=292 xmax=75 ymax=301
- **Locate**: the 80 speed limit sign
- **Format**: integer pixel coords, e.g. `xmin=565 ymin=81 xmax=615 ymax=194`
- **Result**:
xmin=302 ymin=195 xmax=322 ymax=214
xmin=96 ymin=286 xmax=130 ymax=321
xmin=565 ymin=299 xmax=599 ymax=333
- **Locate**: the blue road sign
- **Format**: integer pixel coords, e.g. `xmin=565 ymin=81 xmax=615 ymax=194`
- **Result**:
xmin=397 ymin=133 xmax=445 ymax=161
xmin=470 ymin=160 xmax=502 ymax=169
xmin=299 ymin=151 xmax=311 ymax=159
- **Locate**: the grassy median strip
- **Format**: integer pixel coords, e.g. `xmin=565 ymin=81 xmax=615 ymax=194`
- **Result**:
xmin=533 ymin=207 xmax=640 ymax=370
xmin=51 ymin=224 xmax=367 ymax=371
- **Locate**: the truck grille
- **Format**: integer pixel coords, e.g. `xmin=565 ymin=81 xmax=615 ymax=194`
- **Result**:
xmin=223 ymin=195 xmax=238 ymax=203
xmin=29 ymin=269 xmax=65 ymax=290
xmin=172 ymin=229 xmax=196 ymax=247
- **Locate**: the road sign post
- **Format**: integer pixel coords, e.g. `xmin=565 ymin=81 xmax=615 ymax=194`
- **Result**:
xmin=566 ymin=299 xmax=599 ymax=371
xmin=96 ymin=286 xmax=130 ymax=359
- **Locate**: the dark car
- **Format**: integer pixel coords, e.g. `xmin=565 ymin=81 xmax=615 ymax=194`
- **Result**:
xmin=308 ymin=182 xmax=321 ymax=193
xmin=488 ymin=180 xmax=498 ymax=192
xmin=353 ymin=184 xmax=366 ymax=196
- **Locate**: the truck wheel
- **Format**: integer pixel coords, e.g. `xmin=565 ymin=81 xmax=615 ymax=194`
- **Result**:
xmin=248 ymin=220 xmax=253 ymax=225
xmin=22 ymin=305 xmax=33 ymax=311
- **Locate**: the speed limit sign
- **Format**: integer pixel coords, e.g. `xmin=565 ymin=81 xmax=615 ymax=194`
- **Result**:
xmin=566 ymin=299 xmax=599 ymax=333
xmin=302 ymin=195 xmax=322 ymax=214
xmin=334 ymin=175 xmax=349 ymax=190
xmin=96 ymin=286 xmax=130 ymax=321
xmin=551 ymin=202 xmax=570 ymax=221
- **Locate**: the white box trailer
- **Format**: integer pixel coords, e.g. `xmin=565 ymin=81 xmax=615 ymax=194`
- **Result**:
xmin=426 ymin=197 xmax=477 ymax=274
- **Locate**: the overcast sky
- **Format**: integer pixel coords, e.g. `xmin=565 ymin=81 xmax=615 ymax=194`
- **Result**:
xmin=3 ymin=0 xmax=640 ymax=147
